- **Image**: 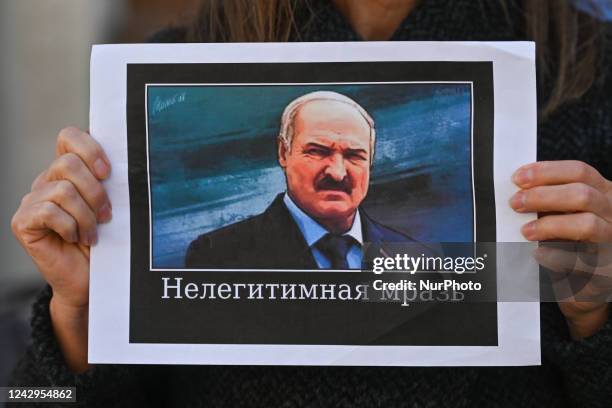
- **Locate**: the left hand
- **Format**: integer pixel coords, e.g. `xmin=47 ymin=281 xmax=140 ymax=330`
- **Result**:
xmin=510 ymin=160 xmax=612 ymax=340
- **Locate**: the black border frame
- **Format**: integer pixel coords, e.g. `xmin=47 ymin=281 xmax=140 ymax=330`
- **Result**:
xmin=127 ymin=62 xmax=497 ymax=346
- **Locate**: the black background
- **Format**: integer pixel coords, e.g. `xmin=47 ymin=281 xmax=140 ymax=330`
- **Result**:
xmin=127 ymin=62 xmax=497 ymax=345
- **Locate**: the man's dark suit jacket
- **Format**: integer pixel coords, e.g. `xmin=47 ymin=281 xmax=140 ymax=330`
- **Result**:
xmin=185 ymin=193 xmax=419 ymax=269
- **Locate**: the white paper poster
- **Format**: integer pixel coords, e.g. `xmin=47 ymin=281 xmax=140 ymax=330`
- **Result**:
xmin=88 ymin=42 xmax=539 ymax=366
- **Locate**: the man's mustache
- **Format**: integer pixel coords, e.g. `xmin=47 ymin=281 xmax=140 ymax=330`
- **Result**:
xmin=315 ymin=176 xmax=352 ymax=194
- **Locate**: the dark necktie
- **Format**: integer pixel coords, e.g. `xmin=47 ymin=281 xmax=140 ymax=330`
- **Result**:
xmin=314 ymin=234 xmax=355 ymax=269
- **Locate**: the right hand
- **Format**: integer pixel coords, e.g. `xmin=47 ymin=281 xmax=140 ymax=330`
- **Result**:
xmin=11 ymin=127 xmax=112 ymax=311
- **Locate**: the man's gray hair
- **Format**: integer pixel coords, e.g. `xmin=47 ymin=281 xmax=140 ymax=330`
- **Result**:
xmin=278 ymin=91 xmax=376 ymax=161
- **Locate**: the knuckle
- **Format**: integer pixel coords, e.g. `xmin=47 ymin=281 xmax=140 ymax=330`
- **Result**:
xmin=61 ymin=218 xmax=78 ymax=237
xmin=574 ymin=184 xmax=594 ymax=209
xmin=30 ymin=179 xmax=40 ymax=192
xmin=57 ymin=126 xmax=80 ymax=144
xmin=574 ymin=161 xmax=592 ymax=181
xmin=10 ymin=211 xmax=23 ymax=236
xmin=30 ymin=170 xmax=47 ymax=191
xmin=39 ymin=201 xmax=57 ymax=220
xmin=56 ymin=180 xmax=77 ymax=201
xmin=79 ymin=207 xmax=97 ymax=230
xmin=54 ymin=222 xmax=77 ymax=244
xmin=57 ymin=127 xmax=76 ymax=150
xmin=580 ymin=214 xmax=599 ymax=240
xmin=57 ymin=152 xmax=82 ymax=174
xmin=20 ymin=192 xmax=32 ymax=206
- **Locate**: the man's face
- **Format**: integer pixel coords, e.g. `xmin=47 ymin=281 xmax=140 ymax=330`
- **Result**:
xmin=279 ymin=99 xmax=372 ymax=224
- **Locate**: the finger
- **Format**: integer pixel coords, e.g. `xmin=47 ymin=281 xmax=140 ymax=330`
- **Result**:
xmin=510 ymin=183 xmax=611 ymax=219
xmin=25 ymin=180 xmax=99 ymax=246
xmin=522 ymin=213 xmax=612 ymax=242
xmin=537 ymin=253 xmax=612 ymax=303
xmin=535 ymin=244 xmax=612 ymax=282
xmin=31 ymin=169 xmax=48 ymax=191
xmin=534 ymin=246 xmax=605 ymax=303
xmin=14 ymin=201 xmax=79 ymax=244
xmin=43 ymin=152 xmax=111 ymax=222
xmin=56 ymin=127 xmax=111 ymax=180
xmin=534 ymin=245 xmax=595 ymax=276
xmin=512 ymin=161 xmax=609 ymax=192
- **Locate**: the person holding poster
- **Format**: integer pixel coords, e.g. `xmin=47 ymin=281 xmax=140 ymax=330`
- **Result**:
xmin=9 ymin=0 xmax=612 ymax=406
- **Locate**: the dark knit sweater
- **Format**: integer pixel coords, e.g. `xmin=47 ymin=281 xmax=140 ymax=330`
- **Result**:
xmin=10 ymin=1 xmax=612 ymax=406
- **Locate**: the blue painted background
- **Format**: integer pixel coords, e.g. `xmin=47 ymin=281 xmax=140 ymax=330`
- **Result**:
xmin=574 ymin=0 xmax=612 ymax=20
xmin=147 ymin=84 xmax=473 ymax=268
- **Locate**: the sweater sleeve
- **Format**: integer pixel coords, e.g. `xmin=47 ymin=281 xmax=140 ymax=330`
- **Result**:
xmin=540 ymin=302 xmax=612 ymax=408
xmin=8 ymin=286 xmax=165 ymax=407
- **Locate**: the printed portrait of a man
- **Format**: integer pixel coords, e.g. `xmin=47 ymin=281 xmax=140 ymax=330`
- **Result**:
xmin=147 ymin=83 xmax=474 ymax=271
xmin=185 ymin=91 xmax=414 ymax=270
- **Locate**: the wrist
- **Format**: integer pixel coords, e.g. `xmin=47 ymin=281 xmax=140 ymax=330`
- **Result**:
xmin=565 ymin=303 xmax=610 ymax=340
xmin=49 ymin=295 xmax=91 ymax=373
xmin=49 ymin=295 xmax=89 ymax=327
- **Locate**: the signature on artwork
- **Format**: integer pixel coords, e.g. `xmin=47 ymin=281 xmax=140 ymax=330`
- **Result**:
xmin=151 ymin=92 xmax=186 ymax=116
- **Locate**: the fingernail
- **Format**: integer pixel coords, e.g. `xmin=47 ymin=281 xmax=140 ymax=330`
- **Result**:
xmin=87 ymin=230 xmax=98 ymax=246
xmin=94 ymin=158 xmax=109 ymax=179
xmin=98 ymin=203 xmax=112 ymax=223
xmin=521 ymin=220 xmax=537 ymax=240
xmin=509 ymin=191 xmax=525 ymax=211
xmin=512 ymin=168 xmax=533 ymax=187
